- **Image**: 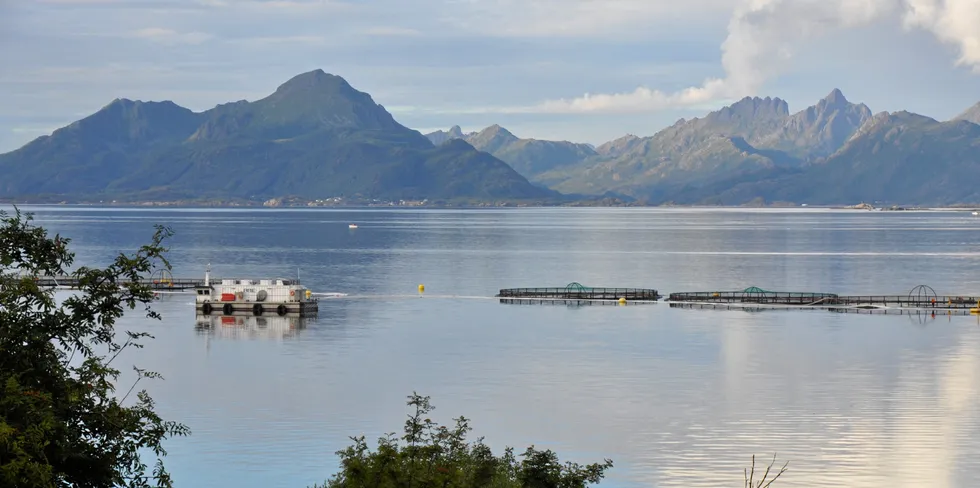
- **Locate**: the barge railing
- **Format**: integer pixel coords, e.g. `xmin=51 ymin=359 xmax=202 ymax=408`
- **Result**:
xmin=9 ymin=274 xmax=301 ymax=291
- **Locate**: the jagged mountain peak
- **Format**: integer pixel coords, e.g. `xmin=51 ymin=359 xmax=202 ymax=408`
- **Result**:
xmin=745 ymin=89 xmax=872 ymax=159
xmin=260 ymin=69 xmax=387 ymax=113
xmin=468 ymin=124 xmax=520 ymax=149
xmin=847 ymin=110 xmax=934 ymax=141
xmin=104 ymin=98 xmax=138 ymax=109
xmin=811 ymin=89 xmax=870 ymax=117
xmin=882 ymin=110 xmax=937 ymax=124
xmin=480 ymin=124 xmax=516 ymax=138
xmin=0 ymin=70 xmax=550 ymax=203
xmin=273 ymin=69 xmax=352 ymax=94
xmin=52 ymin=97 xmax=202 ymax=145
xmin=723 ymin=96 xmax=790 ymax=118
xmin=424 ymin=125 xmax=470 ymax=145
xmin=822 ymin=88 xmax=847 ymax=106
xmin=443 ymin=137 xmax=477 ymax=150
xmin=595 ymin=134 xmax=644 ymax=158
xmin=98 ymin=98 xmax=184 ymax=112
xmin=260 ymin=69 xmax=375 ymax=111
xmin=679 ymin=96 xmax=791 ymax=136
xmin=190 ymin=69 xmax=405 ymax=141
xmin=953 ymin=102 xmax=980 ymax=125
xmin=428 ymin=125 xmax=599 ymax=181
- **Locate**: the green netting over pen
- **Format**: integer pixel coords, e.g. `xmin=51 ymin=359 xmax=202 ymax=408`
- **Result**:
xmin=669 ymin=286 xmax=838 ymax=304
xmin=497 ymin=282 xmax=661 ymax=301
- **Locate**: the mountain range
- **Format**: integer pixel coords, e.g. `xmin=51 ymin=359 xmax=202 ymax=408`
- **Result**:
xmin=424 ymin=125 xmax=597 ymax=181
xmin=428 ymin=89 xmax=980 ymax=206
xmin=538 ymin=89 xmax=876 ymax=202
xmin=0 ymin=70 xmax=556 ymax=204
xmin=955 ymin=102 xmax=980 ymax=125
xmin=2 ymin=69 xmax=979 ymax=206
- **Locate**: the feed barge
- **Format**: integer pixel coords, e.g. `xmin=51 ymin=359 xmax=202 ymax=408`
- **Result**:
xmin=497 ymin=282 xmax=661 ymax=302
xmin=194 ymin=265 xmax=318 ymax=317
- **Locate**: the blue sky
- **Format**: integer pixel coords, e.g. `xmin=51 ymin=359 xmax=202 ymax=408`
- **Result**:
xmin=2 ymin=0 xmax=980 ymax=153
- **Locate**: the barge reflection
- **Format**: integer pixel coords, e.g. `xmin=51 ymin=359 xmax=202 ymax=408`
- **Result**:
xmin=194 ymin=313 xmax=312 ymax=340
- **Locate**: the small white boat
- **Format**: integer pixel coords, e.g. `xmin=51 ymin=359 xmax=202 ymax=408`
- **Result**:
xmin=348 ymin=224 xmax=358 ymax=229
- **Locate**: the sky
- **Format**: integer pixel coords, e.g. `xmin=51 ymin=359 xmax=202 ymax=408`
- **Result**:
xmin=1 ymin=0 xmax=980 ymax=153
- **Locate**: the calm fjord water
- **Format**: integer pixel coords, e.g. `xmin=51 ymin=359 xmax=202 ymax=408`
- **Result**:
xmin=8 ymin=205 xmax=980 ymax=488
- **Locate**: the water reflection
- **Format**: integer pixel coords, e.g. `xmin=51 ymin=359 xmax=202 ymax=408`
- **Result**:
xmin=194 ymin=314 xmax=311 ymax=340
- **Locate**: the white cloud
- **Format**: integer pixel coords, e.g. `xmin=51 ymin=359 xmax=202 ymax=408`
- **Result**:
xmin=0 ymin=63 xmax=243 ymax=85
xmin=515 ymin=0 xmax=980 ymax=114
xmin=200 ymin=0 xmax=358 ymax=13
xmin=33 ymin=0 xmax=207 ymax=10
xmin=130 ymin=27 xmax=212 ymax=45
xmin=35 ymin=0 xmax=128 ymax=4
xmin=515 ymin=80 xmax=732 ymax=114
xmin=440 ymin=0 xmax=734 ymax=37
xmin=4 ymin=0 xmax=980 ymax=152
xmin=363 ymin=26 xmax=422 ymax=37
xmin=226 ymin=35 xmax=331 ymax=46
xmin=11 ymin=126 xmax=59 ymax=135
xmin=246 ymin=0 xmax=340 ymax=10
xmin=717 ymin=0 xmax=898 ymax=95
xmin=903 ymin=0 xmax=980 ymax=73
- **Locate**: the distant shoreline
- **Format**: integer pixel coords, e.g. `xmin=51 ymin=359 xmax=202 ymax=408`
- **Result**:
xmin=2 ymin=199 xmax=979 ymax=212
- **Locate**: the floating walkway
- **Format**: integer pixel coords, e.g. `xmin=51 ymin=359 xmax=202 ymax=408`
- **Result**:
xmin=27 ymin=270 xmax=980 ymax=315
xmin=25 ymin=271 xmax=221 ymax=290
xmin=499 ymin=298 xmax=655 ymax=307
xmin=669 ymin=302 xmax=978 ymax=317
xmin=497 ymin=282 xmax=661 ymax=302
xmin=667 ymin=285 xmax=980 ymax=311
xmin=668 ymin=287 xmax=838 ymax=306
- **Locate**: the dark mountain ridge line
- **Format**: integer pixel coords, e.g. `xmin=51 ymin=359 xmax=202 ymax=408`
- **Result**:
xmin=0 ymin=69 xmax=566 ymax=204
xmin=424 ymin=124 xmax=598 ymax=182
xmin=4 ymin=72 xmax=980 ymax=207
xmin=526 ymin=88 xmax=980 ymax=206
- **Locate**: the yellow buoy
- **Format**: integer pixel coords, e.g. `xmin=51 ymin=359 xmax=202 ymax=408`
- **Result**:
xmin=418 ymin=284 xmax=425 ymax=293
xmin=618 ymin=297 xmax=626 ymax=305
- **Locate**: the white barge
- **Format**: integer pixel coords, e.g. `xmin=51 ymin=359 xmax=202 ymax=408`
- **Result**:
xmin=194 ymin=265 xmax=318 ymax=317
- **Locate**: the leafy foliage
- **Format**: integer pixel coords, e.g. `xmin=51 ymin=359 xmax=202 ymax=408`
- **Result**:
xmin=314 ymin=393 xmax=613 ymax=488
xmin=0 ymin=208 xmax=188 ymax=488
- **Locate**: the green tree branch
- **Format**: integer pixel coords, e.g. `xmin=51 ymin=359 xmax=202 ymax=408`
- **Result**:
xmin=0 ymin=207 xmax=189 ymax=488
